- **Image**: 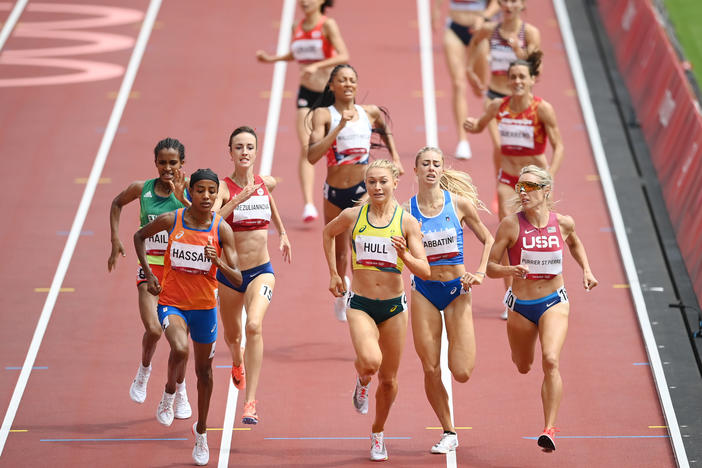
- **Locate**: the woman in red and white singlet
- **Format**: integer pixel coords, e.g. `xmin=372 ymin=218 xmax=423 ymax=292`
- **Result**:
xmin=467 ymin=0 xmax=541 ymax=174
xmin=256 ymin=0 xmax=349 ymax=223
xmin=212 ymin=126 xmax=291 ymax=426
xmin=308 ymin=64 xmax=403 ymax=321
xmin=486 ymin=165 xmax=597 ymax=451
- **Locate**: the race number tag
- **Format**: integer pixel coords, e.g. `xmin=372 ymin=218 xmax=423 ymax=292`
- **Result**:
xmin=169 ymin=241 xmax=212 ymax=274
xmin=355 ymin=235 xmax=397 ymax=268
xmin=422 ymin=228 xmax=459 ymax=262
xmin=260 ymin=284 xmax=273 ymax=302
xmin=499 ymin=118 xmax=535 ymax=149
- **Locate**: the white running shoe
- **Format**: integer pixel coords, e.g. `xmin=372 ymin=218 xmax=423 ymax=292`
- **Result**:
xmin=129 ymin=364 xmax=151 ymax=404
xmin=302 ymin=203 xmax=318 ymax=223
xmin=334 ymin=276 xmax=350 ymax=321
xmin=156 ymin=391 xmax=175 ymax=426
xmin=353 ymin=377 xmax=370 ymax=415
xmin=192 ymin=422 xmax=209 ymax=466
xmin=431 ymin=432 xmax=459 ymax=454
xmin=455 ymin=140 xmax=472 ymax=160
xmin=500 ymin=308 xmax=509 ymax=320
xmin=174 ymin=387 xmax=192 ymax=419
xmin=370 ymin=432 xmax=388 ymax=461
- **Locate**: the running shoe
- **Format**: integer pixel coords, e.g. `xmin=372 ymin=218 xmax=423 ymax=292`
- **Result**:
xmin=430 ymin=432 xmax=459 ymax=454
xmin=231 ymin=361 xmax=246 ymax=390
xmin=242 ymin=400 xmax=258 ymax=425
xmin=455 ymin=140 xmax=472 ymax=160
xmin=156 ymin=391 xmax=175 ymax=426
xmin=500 ymin=308 xmax=509 ymax=320
xmin=129 ymin=364 xmax=151 ymax=404
xmin=302 ymin=203 xmax=318 ymax=223
xmin=537 ymin=427 xmax=559 ymax=451
xmin=334 ymin=276 xmax=350 ymax=322
xmin=353 ymin=377 xmax=370 ymax=415
xmin=174 ymin=387 xmax=192 ymax=419
xmin=192 ymin=422 xmax=209 ymax=466
xmin=370 ymin=432 xmax=388 ymax=461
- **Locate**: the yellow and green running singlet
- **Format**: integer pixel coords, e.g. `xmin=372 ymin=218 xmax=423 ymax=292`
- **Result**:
xmin=351 ymin=203 xmax=404 ymax=274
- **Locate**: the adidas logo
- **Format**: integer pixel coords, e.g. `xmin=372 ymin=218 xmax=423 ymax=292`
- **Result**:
xmin=144 ymin=191 xmax=153 ymax=198
xmin=355 ymin=186 xmax=365 ymax=194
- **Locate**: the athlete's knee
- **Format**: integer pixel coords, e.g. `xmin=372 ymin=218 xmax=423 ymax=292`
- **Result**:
xmin=377 ymin=374 xmax=398 ymax=394
xmin=451 ymin=76 xmax=467 ymax=93
xmin=541 ymin=352 xmax=560 ymax=374
xmin=194 ymin=362 xmax=213 ymax=384
xmin=421 ymin=361 xmax=442 ymax=381
xmin=144 ymin=325 xmax=162 ymax=342
xmin=512 ymin=355 xmax=532 ymax=374
xmin=357 ymin=355 xmax=381 ymax=376
xmin=170 ymin=342 xmax=189 ymax=362
xmin=450 ymin=364 xmax=473 ymax=383
xmin=245 ymin=320 xmax=263 ymax=339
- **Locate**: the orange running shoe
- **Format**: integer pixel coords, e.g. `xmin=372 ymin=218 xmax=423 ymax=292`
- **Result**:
xmin=242 ymin=400 xmax=258 ymax=425
xmin=537 ymin=427 xmax=559 ymax=451
xmin=231 ymin=362 xmax=246 ymax=390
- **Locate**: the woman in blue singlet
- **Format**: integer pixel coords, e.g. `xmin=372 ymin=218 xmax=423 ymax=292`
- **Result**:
xmin=404 ymin=146 xmax=493 ymax=454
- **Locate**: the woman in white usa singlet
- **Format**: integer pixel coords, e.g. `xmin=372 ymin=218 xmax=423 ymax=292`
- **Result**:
xmin=308 ymin=64 xmax=403 ymax=321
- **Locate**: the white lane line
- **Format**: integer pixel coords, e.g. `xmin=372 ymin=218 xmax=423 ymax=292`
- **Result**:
xmin=0 ymin=0 xmax=28 ymax=53
xmin=258 ymin=0 xmax=296 ymax=177
xmin=552 ymin=1 xmax=689 ymax=467
xmin=0 ymin=0 xmax=162 ymax=457
xmin=417 ymin=1 xmax=456 ymax=467
xmin=416 ymin=0 xmax=439 ymax=147
xmin=217 ymin=1 xmax=295 ymax=466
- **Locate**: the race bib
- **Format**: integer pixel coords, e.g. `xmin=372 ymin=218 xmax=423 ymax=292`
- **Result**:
xmin=520 ymin=249 xmax=563 ymax=277
xmin=169 ymin=241 xmax=212 ymax=274
xmin=145 ymin=230 xmax=168 ymax=255
xmin=355 ymin=235 xmax=397 ymax=268
xmin=490 ymin=45 xmax=517 ymax=73
xmin=499 ymin=118 xmax=535 ymax=149
xmin=233 ymin=195 xmax=271 ymax=226
xmin=291 ymin=38 xmax=325 ymax=62
xmin=423 ymin=228 xmax=459 ymax=262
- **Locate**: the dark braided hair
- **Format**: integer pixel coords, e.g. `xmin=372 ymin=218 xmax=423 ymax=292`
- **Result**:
xmin=307 ymin=64 xmax=392 ymax=153
xmin=228 ymin=126 xmax=258 ymax=149
xmin=153 ymin=137 xmax=185 ymax=162
xmin=320 ymin=0 xmax=333 ymax=13
xmin=507 ymin=50 xmax=543 ymax=77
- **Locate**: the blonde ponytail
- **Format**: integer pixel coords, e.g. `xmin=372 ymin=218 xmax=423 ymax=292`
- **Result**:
xmin=440 ymin=169 xmax=489 ymax=212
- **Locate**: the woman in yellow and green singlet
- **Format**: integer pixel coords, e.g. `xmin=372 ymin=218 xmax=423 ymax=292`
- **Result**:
xmin=322 ymin=159 xmax=430 ymax=462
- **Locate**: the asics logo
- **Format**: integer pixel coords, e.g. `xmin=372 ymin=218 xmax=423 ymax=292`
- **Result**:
xmin=358 ymin=226 xmax=367 ymax=233
xmin=389 ymin=305 xmax=397 ymax=313
xmin=450 ymin=287 xmax=457 ymax=295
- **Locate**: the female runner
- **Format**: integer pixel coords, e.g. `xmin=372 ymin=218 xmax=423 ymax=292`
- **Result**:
xmin=134 ymin=169 xmax=242 ymax=465
xmin=107 ymin=137 xmax=191 ymax=416
xmin=431 ymin=0 xmax=499 ymax=159
xmin=308 ymin=63 xmax=403 ymax=321
xmin=256 ymin=0 xmax=349 ymax=222
xmin=467 ymin=0 xmax=541 ymax=174
xmin=322 ymin=159 xmax=430 ymax=461
xmin=464 ymin=52 xmax=562 ymax=317
xmin=213 ymin=126 xmax=292 ymax=425
xmin=487 ymin=165 xmax=597 ymax=451
xmin=404 ymin=146 xmax=493 ymax=454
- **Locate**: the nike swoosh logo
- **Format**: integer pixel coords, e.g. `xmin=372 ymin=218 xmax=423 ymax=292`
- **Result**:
xmin=546 ymin=301 xmax=557 ymax=308
xmin=525 ymin=229 xmax=536 ymax=234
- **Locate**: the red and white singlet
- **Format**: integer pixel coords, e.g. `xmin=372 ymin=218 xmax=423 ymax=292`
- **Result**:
xmin=508 ymin=211 xmax=563 ymax=280
xmin=497 ymin=96 xmax=548 ymax=156
xmin=325 ymin=104 xmax=372 ymax=167
xmin=224 ymin=175 xmax=271 ymax=232
xmin=290 ymin=16 xmax=335 ymax=64
xmin=489 ymin=22 xmax=526 ymax=75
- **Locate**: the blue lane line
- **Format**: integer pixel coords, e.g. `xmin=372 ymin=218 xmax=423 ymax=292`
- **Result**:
xmin=522 ymin=435 xmax=670 ymax=440
xmin=265 ymin=437 xmax=412 ymax=440
xmin=41 ymin=438 xmax=187 ymax=442
xmin=5 ymin=366 xmax=48 ymax=370
xmin=215 ymin=365 xmax=232 ymax=369
xmin=633 ymin=362 xmax=650 ymax=366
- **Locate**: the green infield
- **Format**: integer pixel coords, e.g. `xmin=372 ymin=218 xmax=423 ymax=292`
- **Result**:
xmin=663 ymin=0 xmax=702 ymax=89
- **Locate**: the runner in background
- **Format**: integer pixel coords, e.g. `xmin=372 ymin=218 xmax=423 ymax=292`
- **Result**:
xmin=107 ymin=137 xmax=191 ymax=417
xmin=432 ymin=0 xmax=499 ymax=159
xmin=308 ymin=63 xmax=403 ymax=321
xmin=256 ymin=0 xmax=349 ymax=223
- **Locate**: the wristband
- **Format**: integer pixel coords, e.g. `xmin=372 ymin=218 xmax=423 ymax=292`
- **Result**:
xmin=475 ymin=271 xmax=486 ymax=276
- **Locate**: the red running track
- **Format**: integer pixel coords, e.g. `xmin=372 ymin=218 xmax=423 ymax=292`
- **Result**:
xmin=0 ymin=0 xmax=676 ymax=466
